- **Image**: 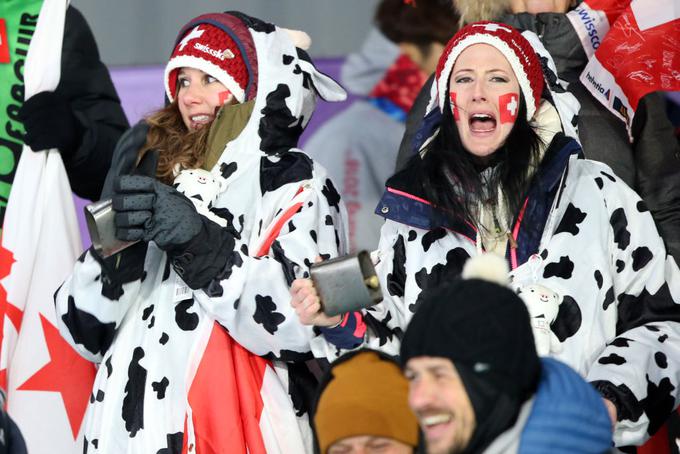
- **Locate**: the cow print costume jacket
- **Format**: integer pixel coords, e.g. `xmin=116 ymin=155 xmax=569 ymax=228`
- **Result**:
xmin=311 ymin=48 xmax=680 ymax=449
xmin=55 ymin=13 xmax=348 ymax=453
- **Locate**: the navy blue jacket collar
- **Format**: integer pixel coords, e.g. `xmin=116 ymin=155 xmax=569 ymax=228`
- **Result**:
xmin=375 ymin=134 xmax=582 ymax=265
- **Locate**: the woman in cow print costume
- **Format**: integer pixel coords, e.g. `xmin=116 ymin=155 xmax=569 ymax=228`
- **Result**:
xmin=55 ymin=12 xmax=348 ymax=453
xmin=294 ymin=21 xmax=680 ymax=448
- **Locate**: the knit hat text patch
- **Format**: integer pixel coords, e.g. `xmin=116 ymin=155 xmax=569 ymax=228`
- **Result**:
xmin=165 ymin=22 xmax=248 ymax=103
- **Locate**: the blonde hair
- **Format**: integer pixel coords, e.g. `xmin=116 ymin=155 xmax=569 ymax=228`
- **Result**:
xmin=137 ymin=102 xmax=210 ymax=184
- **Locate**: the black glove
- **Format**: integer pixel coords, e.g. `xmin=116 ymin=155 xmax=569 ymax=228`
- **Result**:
xmin=17 ymin=91 xmax=82 ymax=155
xmin=112 ymin=175 xmax=202 ymax=250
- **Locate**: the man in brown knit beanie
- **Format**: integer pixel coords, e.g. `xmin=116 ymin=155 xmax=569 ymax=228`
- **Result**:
xmin=313 ymin=349 xmax=419 ymax=454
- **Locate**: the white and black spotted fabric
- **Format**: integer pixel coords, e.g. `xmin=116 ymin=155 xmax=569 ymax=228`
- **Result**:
xmin=55 ymin=12 xmax=347 ymax=453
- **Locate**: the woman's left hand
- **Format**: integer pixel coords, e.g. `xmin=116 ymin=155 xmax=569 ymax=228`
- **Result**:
xmin=112 ymin=175 xmax=202 ymax=250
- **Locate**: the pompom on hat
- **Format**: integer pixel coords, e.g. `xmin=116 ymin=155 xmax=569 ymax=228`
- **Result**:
xmin=435 ymin=21 xmax=545 ymax=121
xmin=164 ymin=15 xmax=254 ymax=104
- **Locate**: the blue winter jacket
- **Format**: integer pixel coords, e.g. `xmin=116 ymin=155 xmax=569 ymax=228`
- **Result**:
xmin=519 ymin=358 xmax=612 ymax=453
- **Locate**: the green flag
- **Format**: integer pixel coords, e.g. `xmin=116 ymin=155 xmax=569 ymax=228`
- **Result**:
xmin=0 ymin=0 xmax=43 ymax=226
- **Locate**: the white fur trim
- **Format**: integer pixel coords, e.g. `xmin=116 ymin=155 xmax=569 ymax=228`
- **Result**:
xmin=437 ymin=34 xmax=537 ymax=121
xmin=164 ymin=55 xmax=246 ymax=103
xmin=462 ymin=253 xmax=510 ymax=285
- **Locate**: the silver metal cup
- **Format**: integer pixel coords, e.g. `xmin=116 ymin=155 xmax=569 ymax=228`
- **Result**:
xmin=310 ymin=251 xmax=383 ymax=317
xmin=84 ymin=199 xmax=139 ymax=258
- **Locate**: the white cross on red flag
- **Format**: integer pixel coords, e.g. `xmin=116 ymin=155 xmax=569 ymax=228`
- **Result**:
xmin=568 ymin=0 xmax=680 ymax=134
xmin=0 ymin=0 xmax=95 ymax=452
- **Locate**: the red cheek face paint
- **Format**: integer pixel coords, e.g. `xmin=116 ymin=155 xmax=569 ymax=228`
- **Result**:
xmin=449 ymin=91 xmax=460 ymax=121
xmin=499 ymin=93 xmax=519 ymax=124
xmin=218 ymin=90 xmax=232 ymax=105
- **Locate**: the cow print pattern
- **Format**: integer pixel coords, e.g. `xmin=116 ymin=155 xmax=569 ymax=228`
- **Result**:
xmin=551 ymin=295 xmax=581 ymax=341
xmin=594 ymin=270 xmax=603 ymax=289
xmin=272 ymin=240 xmax=299 ymax=286
xmin=321 ymin=178 xmax=341 ymax=213
xmin=386 ymin=235 xmax=406 ymax=298
xmin=260 ymin=152 xmax=313 ymax=194
xmin=152 ymin=377 xmax=170 ymax=399
xmin=616 ymin=260 xmax=626 ymax=273
xmin=422 ymin=228 xmax=446 ymax=252
xmin=220 ymin=162 xmax=237 ymax=180
xmin=598 ymin=353 xmax=626 ymax=365
xmin=62 ymin=296 xmax=116 ymax=356
xmin=554 ymin=203 xmax=587 ymax=236
xmin=122 ymin=347 xmax=146 ymax=437
xmin=640 ymin=375 xmax=676 ymax=435
xmin=253 ymin=295 xmax=286 ymax=334
xmin=543 ymin=256 xmax=574 ymax=279
xmin=412 ymin=248 xmax=469 ymax=313
xmin=174 ymin=299 xmax=199 ymax=331
xmin=632 ymin=247 xmax=653 ymax=272
xmin=610 ymin=208 xmax=631 ymax=250
xmin=156 ymin=432 xmax=183 ymax=454
xmin=258 ymin=84 xmax=303 ymax=155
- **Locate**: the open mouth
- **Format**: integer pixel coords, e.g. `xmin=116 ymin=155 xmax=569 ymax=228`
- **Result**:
xmin=469 ymin=112 xmax=497 ymax=133
xmin=420 ymin=413 xmax=454 ymax=440
xmin=189 ymin=114 xmax=213 ymax=129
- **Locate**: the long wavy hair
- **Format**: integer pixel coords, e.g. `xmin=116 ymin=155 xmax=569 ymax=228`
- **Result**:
xmin=417 ymin=93 xmax=543 ymax=227
xmin=137 ymin=102 xmax=211 ymax=184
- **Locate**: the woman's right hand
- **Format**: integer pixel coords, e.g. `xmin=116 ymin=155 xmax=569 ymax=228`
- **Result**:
xmin=290 ymin=278 xmax=342 ymax=327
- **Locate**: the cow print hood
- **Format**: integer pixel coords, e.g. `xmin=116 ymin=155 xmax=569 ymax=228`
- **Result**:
xmin=176 ymin=12 xmax=347 ymax=196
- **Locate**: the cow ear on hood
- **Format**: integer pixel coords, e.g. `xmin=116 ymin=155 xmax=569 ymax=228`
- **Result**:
xmin=292 ymin=45 xmax=347 ymax=103
xmin=281 ymin=28 xmax=311 ymax=50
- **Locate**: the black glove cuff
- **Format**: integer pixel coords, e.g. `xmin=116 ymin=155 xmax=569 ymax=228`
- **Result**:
xmin=90 ymin=241 xmax=148 ymax=287
xmin=167 ymin=218 xmax=236 ymax=290
xmin=591 ymin=380 xmax=642 ymax=422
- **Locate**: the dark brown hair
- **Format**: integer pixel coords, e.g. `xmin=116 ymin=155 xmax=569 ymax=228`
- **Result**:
xmin=417 ymin=93 xmax=542 ymax=227
xmin=375 ymin=0 xmax=460 ymax=54
xmin=137 ymin=102 xmax=211 ymax=184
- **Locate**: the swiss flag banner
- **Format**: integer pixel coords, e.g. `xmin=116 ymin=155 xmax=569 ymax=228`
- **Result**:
xmin=0 ymin=0 xmax=96 ymax=453
xmin=568 ymin=0 xmax=680 ymax=134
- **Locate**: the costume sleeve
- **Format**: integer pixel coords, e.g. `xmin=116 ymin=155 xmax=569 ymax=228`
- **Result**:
xmin=54 ymin=244 xmax=146 ymax=364
xmin=59 ymin=6 xmax=129 ymax=201
xmin=191 ymin=177 xmax=348 ymax=362
xmin=310 ymin=221 xmax=452 ymax=360
xmin=584 ymin=172 xmax=680 ymax=446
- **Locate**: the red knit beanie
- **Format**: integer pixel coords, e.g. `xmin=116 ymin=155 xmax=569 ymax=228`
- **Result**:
xmin=165 ymin=22 xmax=248 ymax=103
xmin=435 ymin=21 xmax=545 ymax=121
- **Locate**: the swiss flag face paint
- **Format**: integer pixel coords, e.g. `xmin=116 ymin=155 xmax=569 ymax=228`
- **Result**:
xmin=449 ymin=91 xmax=460 ymax=121
xmin=499 ymin=93 xmax=519 ymax=124
xmin=218 ymin=90 xmax=232 ymax=105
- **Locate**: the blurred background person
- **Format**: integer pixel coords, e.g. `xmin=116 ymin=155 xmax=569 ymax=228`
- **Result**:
xmin=305 ymin=0 xmax=458 ymax=252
